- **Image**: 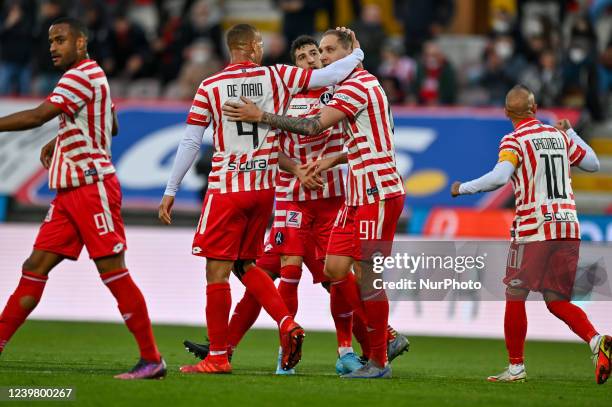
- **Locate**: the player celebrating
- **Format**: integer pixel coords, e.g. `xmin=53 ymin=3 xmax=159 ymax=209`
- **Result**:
xmin=451 ymin=85 xmax=611 ymax=384
xmin=223 ymin=29 xmax=406 ymax=379
xmin=159 ymin=24 xmax=364 ymax=374
xmin=0 ymin=18 xmax=166 ymax=380
xmin=183 ymin=35 xmax=408 ymax=375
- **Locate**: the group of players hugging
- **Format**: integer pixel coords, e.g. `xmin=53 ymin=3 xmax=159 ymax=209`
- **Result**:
xmin=0 ymin=16 xmax=609 ymax=383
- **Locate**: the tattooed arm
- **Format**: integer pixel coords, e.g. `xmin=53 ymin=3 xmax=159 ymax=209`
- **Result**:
xmin=223 ymin=96 xmax=346 ymax=136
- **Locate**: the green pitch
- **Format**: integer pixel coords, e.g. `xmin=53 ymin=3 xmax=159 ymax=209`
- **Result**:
xmin=0 ymin=320 xmax=610 ymax=406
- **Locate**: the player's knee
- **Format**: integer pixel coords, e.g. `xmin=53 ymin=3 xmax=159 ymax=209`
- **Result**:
xmin=280 ymin=255 xmax=302 ymax=267
xmin=22 ymin=256 xmax=49 ymax=276
xmin=543 ymin=290 xmax=568 ymax=304
xmin=505 ymin=287 xmax=528 ymax=301
xmin=324 ymin=264 xmax=346 ymax=281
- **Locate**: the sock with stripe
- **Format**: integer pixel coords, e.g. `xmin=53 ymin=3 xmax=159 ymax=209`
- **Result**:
xmin=546 ymin=300 xmax=598 ymax=343
xmin=330 ymin=273 xmax=367 ymax=323
xmin=278 ymin=265 xmax=301 ymax=317
xmin=0 ymin=271 xmax=48 ymax=353
xmin=352 ymin=314 xmax=371 ymax=358
xmin=504 ymin=299 xmax=527 ymax=365
xmin=101 ymin=269 xmax=161 ymax=363
xmin=330 ymin=286 xmax=353 ymax=349
xmin=241 ymin=266 xmax=291 ymax=326
xmin=204 ymin=282 xmax=232 ymax=360
xmin=227 ymin=291 xmax=262 ymax=349
xmin=362 ymin=289 xmax=389 ymax=367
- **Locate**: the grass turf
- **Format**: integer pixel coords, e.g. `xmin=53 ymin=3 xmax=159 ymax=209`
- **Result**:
xmin=0 ymin=320 xmax=610 ymax=406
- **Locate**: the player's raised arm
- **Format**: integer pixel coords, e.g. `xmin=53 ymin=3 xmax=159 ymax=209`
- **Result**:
xmin=554 ymin=119 xmax=600 ymax=172
xmin=159 ymin=124 xmax=206 ymax=225
xmin=451 ymin=160 xmax=516 ymax=197
xmin=0 ymin=101 xmax=62 ymax=132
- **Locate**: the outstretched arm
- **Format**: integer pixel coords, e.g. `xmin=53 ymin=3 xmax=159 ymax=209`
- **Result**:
xmin=223 ymin=97 xmax=347 ymax=136
xmin=451 ymin=161 xmax=516 ymax=196
xmin=0 ymin=102 xmax=62 ymax=132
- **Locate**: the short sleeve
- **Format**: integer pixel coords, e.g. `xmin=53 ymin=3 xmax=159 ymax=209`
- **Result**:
xmin=498 ymin=134 xmax=523 ymax=165
xmin=275 ymin=64 xmax=312 ymax=96
xmin=566 ymin=132 xmax=587 ymax=166
xmin=326 ymin=79 xmax=368 ymax=120
xmin=186 ymin=84 xmax=212 ymax=127
xmin=46 ymin=69 xmax=93 ymax=118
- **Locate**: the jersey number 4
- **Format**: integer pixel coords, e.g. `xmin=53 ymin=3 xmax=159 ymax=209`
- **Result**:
xmin=236 ymin=121 xmax=259 ymax=148
xmin=540 ymin=153 xmax=567 ymax=199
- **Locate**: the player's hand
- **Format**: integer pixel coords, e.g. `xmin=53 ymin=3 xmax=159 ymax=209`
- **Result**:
xmin=296 ymin=163 xmax=323 ymax=190
xmin=158 ymin=195 xmax=175 ymax=225
xmin=311 ymin=156 xmax=336 ymax=175
xmin=450 ymin=181 xmax=461 ymax=197
xmin=39 ymin=138 xmax=56 ymax=169
xmin=554 ymin=119 xmax=571 ymax=131
xmin=222 ymin=96 xmax=263 ymax=123
xmin=336 ymin=26 xmax=360 ymax=50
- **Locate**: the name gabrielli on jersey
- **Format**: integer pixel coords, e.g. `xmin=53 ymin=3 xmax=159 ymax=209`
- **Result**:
xmin=532 ymin=137 xmax=565 ymax=151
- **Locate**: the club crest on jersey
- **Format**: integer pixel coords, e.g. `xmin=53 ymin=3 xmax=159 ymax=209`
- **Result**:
xmin=275 ymin=231 xmax=284 ymax=245
xmin=320 ymin=92 xmax=333 ymax=105
xmin=286 ymin=211 xmax=302 ymax=228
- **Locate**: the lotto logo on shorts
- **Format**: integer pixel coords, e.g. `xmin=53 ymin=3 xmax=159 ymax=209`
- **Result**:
xmin=44 ymin=204 xmax=55 ymax=222
xmin=192 ymin=247 xmax=202 ymax=254
xmin=112 ymin=243 xmax=124 ymax=254
xmin=286 ymin=211 xmax=302 ymax=228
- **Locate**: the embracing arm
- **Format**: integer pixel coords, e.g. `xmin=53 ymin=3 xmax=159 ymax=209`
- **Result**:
xmin=0 ymin=102 xmax=62 ymax=132
xmin=308 ymin=48 xmax=364 ymax=88
xmin=262 ymin=106 xmax=346 ymax=136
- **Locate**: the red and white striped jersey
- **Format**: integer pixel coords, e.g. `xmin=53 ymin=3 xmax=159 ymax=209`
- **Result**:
xmin=276 ymin=86 xmax=346 ymax=201
xmin=46 ymin=59 xmax=115 ymax=190
xmin=326 ymin=69 xmax=404 ymax=206
xmin=186 ymin=62 xmax=312 ymax=193
xmin=500 ymin=118 xmax=586 ymax=242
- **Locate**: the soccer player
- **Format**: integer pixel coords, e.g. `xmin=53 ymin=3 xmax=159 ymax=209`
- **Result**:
xmin=451 ymin=85 xmax=611 ymax=384
xmin=223 ymin=29 xmax=406 ymax=379
xmin=0 ymin=17 xmax=166 ymax=380
xmin=183 ymin=35 xmax=408 ymax=375
xmin=159 ymin=24 xmax=365 ymax=374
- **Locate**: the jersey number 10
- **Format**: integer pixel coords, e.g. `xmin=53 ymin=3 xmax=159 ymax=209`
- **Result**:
xmin=540 ymin=153 xmax=567 ymax=199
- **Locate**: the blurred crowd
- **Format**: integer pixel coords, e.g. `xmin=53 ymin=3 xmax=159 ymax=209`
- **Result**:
xmin=0 ymin=0 xmax=610 ymax=121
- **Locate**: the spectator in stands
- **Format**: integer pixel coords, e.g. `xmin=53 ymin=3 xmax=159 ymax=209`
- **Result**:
xmin=473 ymin=46 xmax=515 ymax=107
xmin=276 ymin=0 xmax=325 ymax=46
xmin=520 ymin=49 xmax=563 ymax=107
xmin=83 ymin=1 xmax=112 ymax=64
xmin=394 ymin=0 xmax=455 ymax=56
xmin=413 ymin=41 xmax=456 ymax=105
xmin=380 ymin=76 xmax=406 ymax=105
xmin=561 ymin=36 xmax=604 ymax=121
xmin=105 ymin=12 xmax=152 ymax=79
xmin=175 ymin=0 xmax=223 ymax=66
xmin=350 ymin=3 xmax=387 ymax=73
xmin=378 ymin=38 xmax=416 ymax=101
xmin=31 ymin=0 xmax=64 ymax=96
xmin=262 ymin=32 xmax=289 ymax=66
xmin=0 ymin=0 xmax=34 ymax=95
xmin=164 ymin=38 xmax=221 ymax=100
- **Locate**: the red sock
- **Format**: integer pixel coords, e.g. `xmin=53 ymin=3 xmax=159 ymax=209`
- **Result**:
xmin=101 ymin=269 xmax=161 ymax=363
xmin=330 ymin=287 xmax=353 ymax=348
xmin=352 ymin=314 xmax=370 ymax=357
xmin=278 ymin=265 xmax=301 ymax=317
xmin=362 ymin=289 xmax=389 ymax=367
xmin=547 ymin=301 xmax=598 ymax=343
xmin=205 ymin=282 xmax=231 ymax=356
xmin=0 ymin=271 xmax=48 ymax=352
xmin=504 ymin=300 xmax=527 ymax=364
xmin=330 ymin=273 xmax=367 ymax=323
xmin=242 ymin=266 xmax=290 ymax=325
xmin=227 ymin=291 xmax=261 ymax=349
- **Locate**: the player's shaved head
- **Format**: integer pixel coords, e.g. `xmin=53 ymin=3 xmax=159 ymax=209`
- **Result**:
xmin=226 ymin=24 xmax=259 ymax=50
xmin=505 ymin=84 xmax=537 ymax=123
